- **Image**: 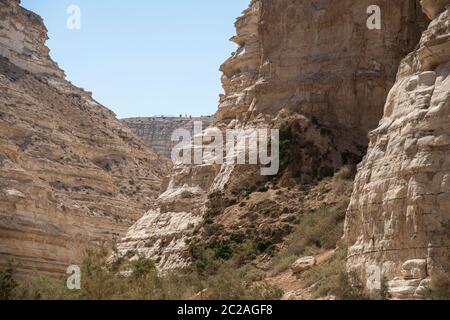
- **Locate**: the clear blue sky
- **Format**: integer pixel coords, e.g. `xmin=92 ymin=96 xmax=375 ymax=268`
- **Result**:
xmin=21 ymin=0 xmax=248 ymax=118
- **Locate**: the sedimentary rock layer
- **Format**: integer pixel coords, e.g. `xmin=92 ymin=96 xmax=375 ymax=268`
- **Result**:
xmin=0 ymin=0 xmax=168 ymax=277
xmin=116 ymin=0 xmax=428 ymax=271
xmin=218 ymin=0 xmax=427 ymax=143
xmin=122 ymin=117 xmax=214 ymax=158
xmin=345 ymin=0 xmax=450 ymax=299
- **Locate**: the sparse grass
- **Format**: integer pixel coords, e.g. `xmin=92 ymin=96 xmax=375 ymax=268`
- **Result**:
xmin=0 ymin=265 xmax=17 ymax=300
xmin=270 ymin=255 xmax=297 ymax=276
xmin=284 ymin=201 xmax=348 ymax=256
xmin=301 ymin=247 xmax=370 ymax=300
xmin=2 ymin=248 xmax=283 ymax=300
xmin=422 ymin=270 xmax=450 ymax=300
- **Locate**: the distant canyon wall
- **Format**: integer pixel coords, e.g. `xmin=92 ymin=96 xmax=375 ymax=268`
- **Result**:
xmin=122 ymin=117 xmax=215 ymax=159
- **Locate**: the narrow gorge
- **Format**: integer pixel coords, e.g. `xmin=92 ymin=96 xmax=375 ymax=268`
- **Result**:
xmin=0 ymin=0 xmax=448 ymax=300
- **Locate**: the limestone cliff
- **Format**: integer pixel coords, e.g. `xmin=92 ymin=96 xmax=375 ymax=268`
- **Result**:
xmin=115 ymin=0 xmax=428 ymax=272
xmin=0 ymin=0 xmax=168 ymax=277
xmin=122 ymin=117 xmax=214 ymax=158
xmin=218 ymin=0 xmax=427 ymax=139
xmin=345 ymin=0 xmax=450 ymax=299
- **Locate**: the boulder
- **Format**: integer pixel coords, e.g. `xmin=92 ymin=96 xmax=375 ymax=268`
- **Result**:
xmin=291 ymin=256 xmax=316 ymax=274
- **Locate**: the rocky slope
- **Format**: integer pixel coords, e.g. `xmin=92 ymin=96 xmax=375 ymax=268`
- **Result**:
xmin=115 ymin=0 xmax=428 ymax=272
xmin=0 ymin=0 xmax=168 ymax=277
xmin=122 ymin=117 xmax=214 ymax=158
xmin=345 ymin=0 xmax=450 ymax=299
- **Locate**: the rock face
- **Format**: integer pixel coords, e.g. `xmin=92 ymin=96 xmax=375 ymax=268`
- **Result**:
xmin=0 ymin=0 xmax=64 ymax=78
xmin=345 ymin=1 xmax=450 ymax=299
xmin=114 ymin=127 xmax=222 ymax=270
xmin=116 ymin=0 xmax=428 ymax=271
xmin=0 ymin=0 xmax=168 ymax=277
xmin=122 ymin=117 xmax=214 ymax=158
xmin=218 ymin=0 xmax=427 ymax=145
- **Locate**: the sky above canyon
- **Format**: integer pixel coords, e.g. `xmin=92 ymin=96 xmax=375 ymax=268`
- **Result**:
xmin=21 ymin=0 xmax=248 ymax=118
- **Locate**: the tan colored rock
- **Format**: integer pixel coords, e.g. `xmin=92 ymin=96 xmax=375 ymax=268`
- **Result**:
xmin=345 ymin=4 xmax=450 ymax=299
xmin=388 ymin=279 xmax=423 ymax=300
xmin=0 ymin=0 xmax=168 ymax=277
xmin=291 ymin=256 xmax=316 ymax=274
xmin=401 ymin=259 xmax=428 ymax=280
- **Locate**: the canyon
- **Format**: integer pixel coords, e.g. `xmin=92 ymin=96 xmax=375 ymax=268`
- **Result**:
xmin=114 ymin=0 xmax=431 ymax=277
xmin=0 ymin=0 xmax=168 ymax=277
xmin=0 ymin=0 xmax=449 ymax=300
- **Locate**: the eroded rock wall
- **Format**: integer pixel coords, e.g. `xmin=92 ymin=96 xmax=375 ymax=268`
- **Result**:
xmin=116 ymin=0 xmax=428 ymax=271
xmin=0 ymin=0 xmax=168 ymax=277
xmin=218 ymin=0 xmax=427 ymax=141
xmin=345 ymin=0 xmax=450 ymax=299
xmin=122 ymin=117 xmax=214 ymax=158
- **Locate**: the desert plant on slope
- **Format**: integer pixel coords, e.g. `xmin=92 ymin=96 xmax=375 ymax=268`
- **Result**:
xmin=286 ymin=200 xmax=348 ymax=256
xmin=300 ymin=247 xmax=371 ymax=300
xmin=3 ymin=247 xmax=282 ymax=300
xmin=0 ymin=265 xmax=17 ymax=300
xmin=269 ymin=200 xmax=348 ymax=276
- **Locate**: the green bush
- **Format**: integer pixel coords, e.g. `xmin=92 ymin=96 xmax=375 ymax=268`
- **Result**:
xmin=215 ymin=245 xmax=233 ymax=260
xmin=256 ymin=239 xmax=273 ymax=253
xmin=204 ymin=192 xmax=236 ymax=221
xmin=0 ymin=266 xmax=17 ymax=300
xmin=278 ymin=124 xmax=294 ymax=171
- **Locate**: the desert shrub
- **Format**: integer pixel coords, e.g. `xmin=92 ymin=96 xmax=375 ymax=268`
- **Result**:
xmin=204 ymin=192 xmax=236 ymax=221
xmin=301 ymin=248 xmax=368 ymax=300
xmin=5 ymin=245 xmax=283 ymax=301
xmin=285 ymin=201 xmax=348 ymax=256
xmin=268 ymin=201 xmax=348 ymax=277
xmin=278 ymin=124 xmax=294 ymax=171
xmin=249 ymin=200 xmax=282 ymax=218
xmin=0 ymin=266 xmax=17 ymax=300
xmin=204 ymin=224 xmax=224 ymax=236
xmin=214 ymin=245 xmax=233 ymax=260
xmin=334 ymin=165 xmax=354 ymax=180
xmin=256 ymin=239 xmax=273 ymax=253
xmin=205 ymin=267 xmax=282 ymax=300
xmin=422 ymin=233 xmax=450 ymax=300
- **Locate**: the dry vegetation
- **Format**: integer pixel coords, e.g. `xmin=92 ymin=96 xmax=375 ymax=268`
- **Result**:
xmin=0 ymin=249 xmax=282 ymax=300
